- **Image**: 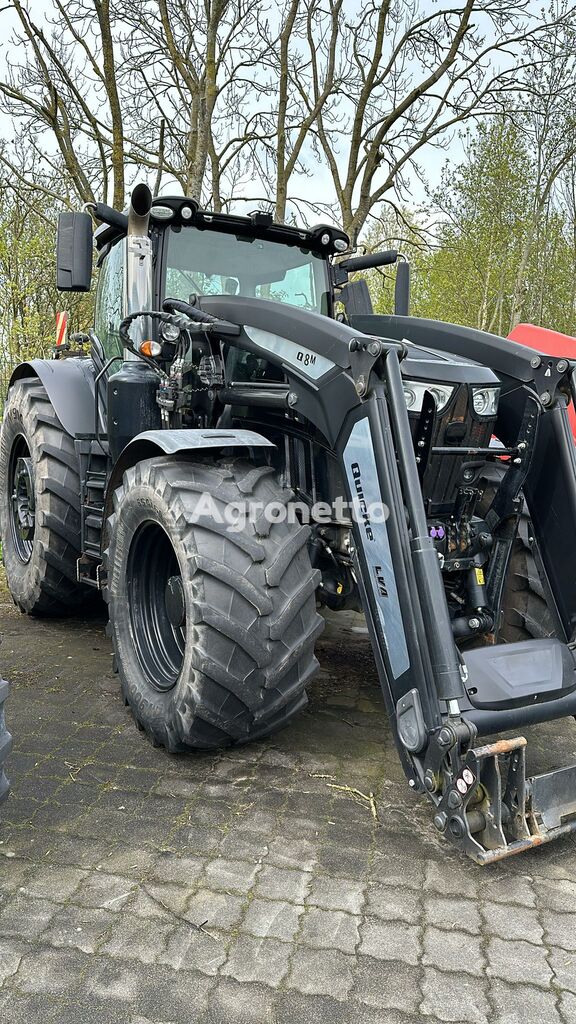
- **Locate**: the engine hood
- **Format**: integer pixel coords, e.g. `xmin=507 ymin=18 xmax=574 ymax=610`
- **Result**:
xmin=348 ymin=314 xmax=499 ymax=386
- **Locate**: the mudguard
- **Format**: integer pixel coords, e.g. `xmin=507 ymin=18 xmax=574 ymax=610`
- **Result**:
xmin=105 ymin=427 xmax=276 ymax=516
xmin=9 ymin=358 xmax=96 ymax=438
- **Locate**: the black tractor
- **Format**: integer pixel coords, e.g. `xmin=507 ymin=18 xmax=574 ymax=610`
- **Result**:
xmin=2 ymin=183 xmax=576 ymax=863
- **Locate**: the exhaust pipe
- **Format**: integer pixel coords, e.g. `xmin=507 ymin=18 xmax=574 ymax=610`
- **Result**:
xmin=394 ymin=257 xmax=411 ymax=317
xmin=127 ymin=182 xmax=152 ymax=238
xmin=125 ymin=183 xmax=153 ymax=358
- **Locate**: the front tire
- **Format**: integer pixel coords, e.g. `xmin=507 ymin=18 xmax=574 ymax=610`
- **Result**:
xmin=0 ymin=378 xmax=90 ymax=615
xmin=104 ymin=456 xmax=324 ymax=750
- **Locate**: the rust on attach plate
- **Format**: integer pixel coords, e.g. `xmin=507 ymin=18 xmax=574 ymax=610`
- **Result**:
xmin=473 ymin=737 xmax=527 ymax=760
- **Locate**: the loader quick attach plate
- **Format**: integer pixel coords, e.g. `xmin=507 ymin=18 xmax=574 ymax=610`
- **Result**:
xmin=436 ymin=736 xmax=576 ymax=864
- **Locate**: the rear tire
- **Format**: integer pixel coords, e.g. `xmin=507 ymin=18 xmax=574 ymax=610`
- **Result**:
xmin=104 ymin=456 xmax=324 ymax=751
xmin=0 ymin=679 xmax=11 ymax=806
xmin=498 ymin=515 xmax=556 ymax=642
xmin=0 ymin=378 xmax=90 ymax=615
xmin=479 ymin=477 xmax=557 ymax=642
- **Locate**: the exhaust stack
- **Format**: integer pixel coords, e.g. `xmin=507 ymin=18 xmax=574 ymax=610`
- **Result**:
xmin=125 ymin=183 xmax=153 ymax=359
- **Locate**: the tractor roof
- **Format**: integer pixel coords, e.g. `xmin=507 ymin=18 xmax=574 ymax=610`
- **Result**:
xmin=94 ymin=195 xmax=349 ymax=260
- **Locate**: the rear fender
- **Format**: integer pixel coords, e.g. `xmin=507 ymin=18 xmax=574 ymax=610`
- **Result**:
xmin=105 ymin=427 xmax=275 ymax=518
xmin=8 ymin=359 xmax=96 ymax=438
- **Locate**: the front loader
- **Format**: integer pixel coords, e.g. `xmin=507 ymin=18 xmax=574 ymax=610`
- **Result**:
xmin=2 ymin=183 xmax=576 ymax=863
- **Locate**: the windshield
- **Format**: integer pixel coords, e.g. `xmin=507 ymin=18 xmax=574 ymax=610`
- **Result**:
xmin=164 ymin=226 xmax=330 ymax=314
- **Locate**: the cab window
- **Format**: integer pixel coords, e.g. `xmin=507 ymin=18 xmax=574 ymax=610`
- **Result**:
xmin=94 ymin=240 xmax=124 ymax=358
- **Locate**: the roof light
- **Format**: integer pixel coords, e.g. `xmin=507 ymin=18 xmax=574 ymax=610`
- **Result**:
xmin=334 ymin=238 xmax=348 ymax=252
xmin=151 ymin=205 xmax=174 ymax=221
xmin=320 ymin=232 xmax=331 ymax=246
xmin=181 ymin=206 xmax=193 ymax=221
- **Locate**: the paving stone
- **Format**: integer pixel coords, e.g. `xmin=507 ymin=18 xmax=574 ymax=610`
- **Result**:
xmin=218 ymin=829 xmax=271 ymax=863
xmin=96 ymin=846 xmax=156 ymax=878
xmin=481 ymin=902 xmax=544 ymax=945
xmin=0 ymin=991 xmax=62 ymax=1023
xmin=0 ymin=893 xmax=58 ymax=939
xmin=0 ymin=856 xmax=33 ymax=892
xmin=44 ymin=1000 xmax=133 ymax=1024
xmin=222 ymin=934 xmax=291 ymax=986
xmin=41 ymin=904 xmax=115 ymax=953
xmin=202 ymin=856 xmax=260 ymax=894
xmin=353 ymin=955 xmax=421 ymax=1012
xmin=480 ymin=872 xmax=536 ymax=908
xmin=548 ymin=946 xmax=576 ymax=993
xmin=535 ymin=876 xmax=576 ymax=915
xmin=307 ymin=875 xmax=365 ymax=915
xmin=204 ymin=977 xmax=277 ymax=1024
xmin=150 ymin=852 xmax=206 ymax=886
xmin=425 ymin=894 xmax=482 ymax=935
xmin=287 ymin=946 xmax=355 ymax=1000
xmin=422 ymin=924 xmax=484 ymax=976
xmin=12 ymin=946 xmax=89 ymax=995
xmin=242 ymin=897 xmax=303 ymax=941
xmin=541 ymin=909 xmax=576 ymax=951
xmin=0 ymin=936 xmax=25 ymax=986
xmin=370 ymin=842 xmax=426 ymax=891
xmin=85 ymin=958 xmax=214 ymax=1018
xmin=255 ymin=864 xmax=312 ymax=903
xmin=300 ymin=907 xmax=360 ymax=953
xmin=275 ymin=990 xmax=349 ymax=1024
xmin=317 ymin=843 xmax=371 ymax=880
xmin=21 ymin=864 xmax=88 ymax=902
xmin=73 ymin=871 xmax=136 ymax=911
xmin=560 ymin=990 xmax=576 ymax=1023
xmin=359 ymin=916 xmax=420 ymax=965
xmin=424 ymin=859 xmax=478 ymax=899
xmin=159 ymin=922 xmax=228 ymax=975
xmin=185 ymin=888 xmax=244 ymax=930
xmin=100 ymin=913 xmax=174 ymax=963
xmin=129 ymin=881 xmax=190 ymax=919
xmin=84 ymin=958 xmax=151 ymax=1002
xmin=266 ymin=836 xmax=318 ymax=872
xmin=486 ymin=936 xmax=552 ymax=987
xmin=364 ymin=882 xmax=421 ymax=924
xmin=488 ymin=979 xmax=562 ymax=1024
xmin=421 ymin=967 xmax=490 ymax=1023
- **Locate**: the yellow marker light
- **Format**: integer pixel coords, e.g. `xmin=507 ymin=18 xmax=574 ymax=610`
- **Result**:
xmin=139 ymin=340 xmax=162 ymax=358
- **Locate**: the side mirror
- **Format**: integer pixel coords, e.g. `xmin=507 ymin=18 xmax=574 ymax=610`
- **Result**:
xmin=56 ymin=212 xmax=93 ymax=292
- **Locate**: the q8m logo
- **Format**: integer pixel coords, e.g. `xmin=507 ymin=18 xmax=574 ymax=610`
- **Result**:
xmin=297 ymin=350 xmax=316 ymax=367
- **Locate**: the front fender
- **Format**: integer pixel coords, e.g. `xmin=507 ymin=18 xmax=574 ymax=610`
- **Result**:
xmin=105 ymin=427 xmax=275 ymax=518
xmin=9 ymin=358 xmax=96 ymax=438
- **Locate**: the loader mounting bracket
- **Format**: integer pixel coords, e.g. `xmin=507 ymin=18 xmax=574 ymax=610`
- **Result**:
xmin=432 ymin=735 xmax=576 ymax=864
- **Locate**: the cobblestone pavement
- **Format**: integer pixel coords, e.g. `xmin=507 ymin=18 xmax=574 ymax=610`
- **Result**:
xmin=2 ymin=588 xmax=576 ymax=1024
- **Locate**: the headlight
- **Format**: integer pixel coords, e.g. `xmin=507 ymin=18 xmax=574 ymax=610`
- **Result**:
xmin=472 ymin=386 xmax=499 ymax=417
xmin=160 ymin=322 xmax=181 ymax=343
xmin=402 ymin=380 xmax=454 ymax=413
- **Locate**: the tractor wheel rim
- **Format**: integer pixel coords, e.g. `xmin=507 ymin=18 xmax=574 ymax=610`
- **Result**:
xmin=9 ymin=437 xmax=35 ymax=564
xmin=126 ymin=521 xmax=186 ymax=692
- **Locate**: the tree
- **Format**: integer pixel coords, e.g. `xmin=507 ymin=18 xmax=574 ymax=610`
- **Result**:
xmin=416 ymin=118 xmax=576 ymax=335
xmin=303 ymin=0 xmax=574 ymax=241
xmin=0 ymin=177 xmax=93 ymax=399
xmin=2 ymin=0 xmax=575 ymax=233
